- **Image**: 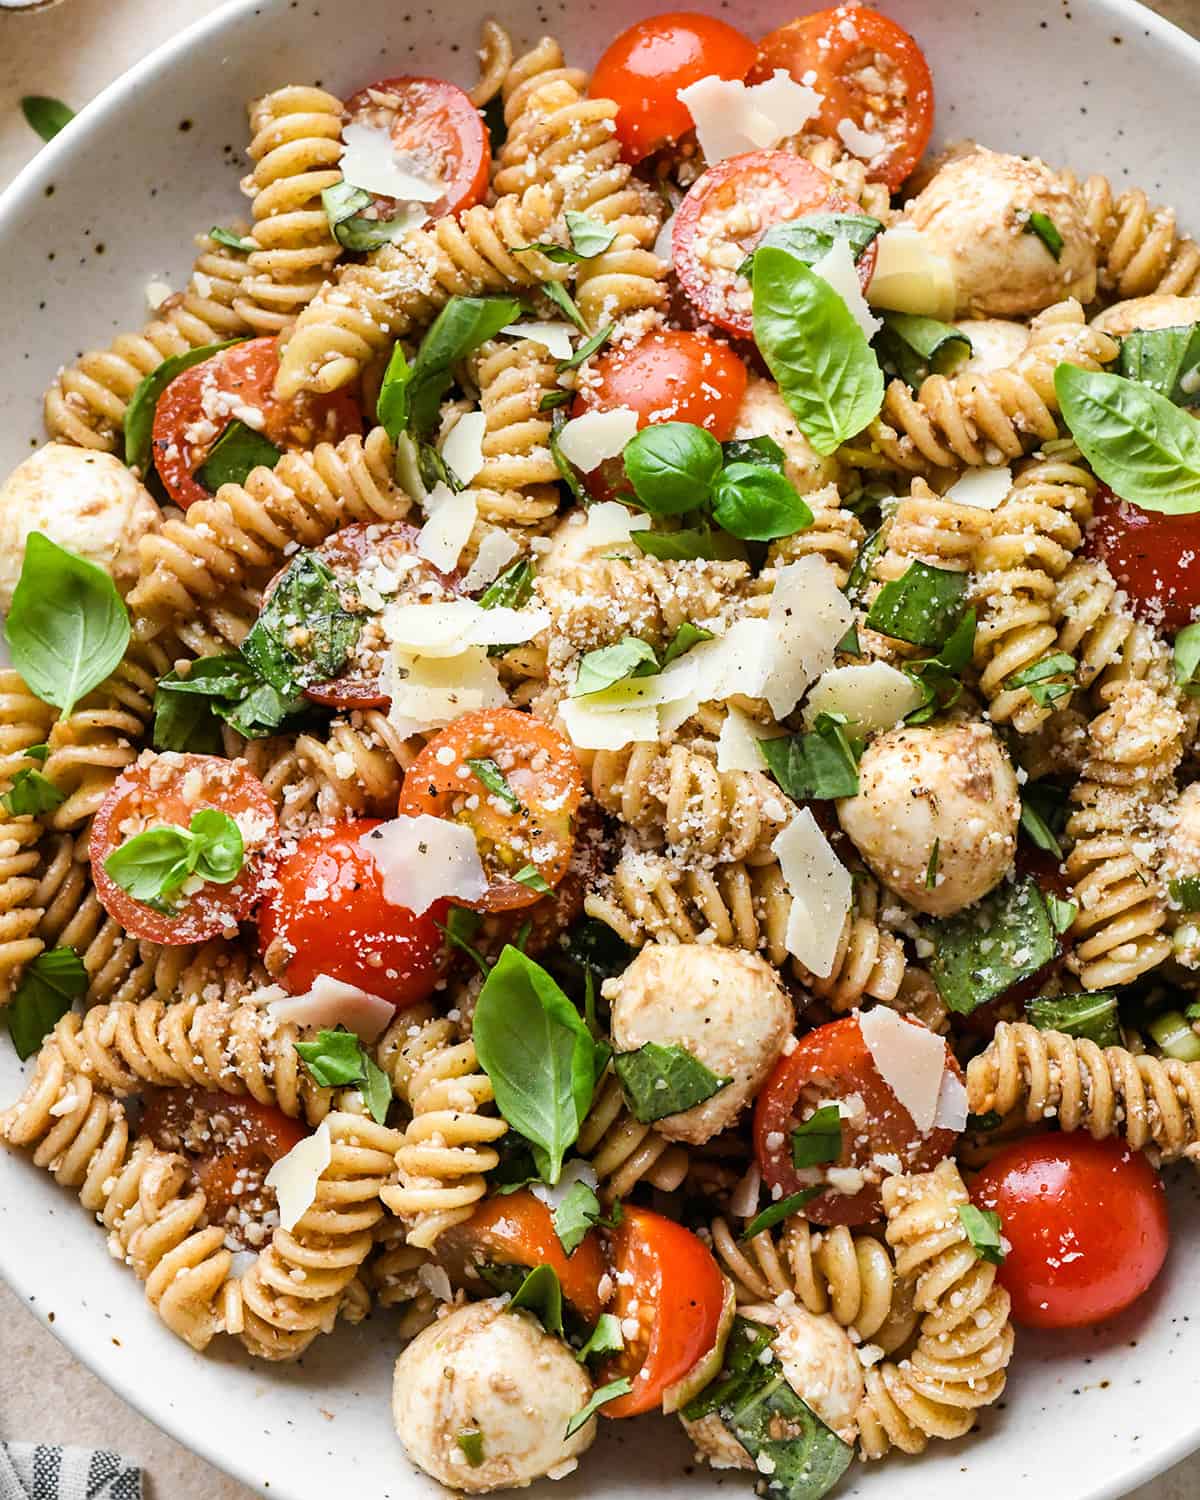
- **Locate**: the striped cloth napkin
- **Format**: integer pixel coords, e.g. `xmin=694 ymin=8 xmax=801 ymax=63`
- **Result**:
xmin=0 ymin=1446 xmax=140 ymax=1500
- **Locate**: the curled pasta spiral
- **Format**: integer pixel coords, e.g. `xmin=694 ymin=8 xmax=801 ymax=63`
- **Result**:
xmin=1053 ymin=556 xmax=1175 ymax=706
xmin=0 ymin=669 xmax=58 ymax=785
xmin=967 ymin=1021 xmax=1200 ymax=1161
xmin=499 ymin=37 xmax=587 ymax=131
xmin=44 ymin=235 xmax=253 ymax=451
xmin=876 ymin=477 xmax=992 ymax=582
xmin=765 ymin=483 xmax=865 ymax=589
xmin=857 ymin=1160 xmax=1014 ymax=1459
xmin=576 ymin=1071 xmax=688 ymax=1203
xmin=0 ymin=814 xmax=46 ymax=999
xmin=470 ymin=20 xmax=516 ymax=108
xmin=466 ymin=338 xmax=562 ymax=528
xmin=235 ymin=86 xmax=345 ymax=335
xmin=1075 ymin=171 xmax=1200 ymax=300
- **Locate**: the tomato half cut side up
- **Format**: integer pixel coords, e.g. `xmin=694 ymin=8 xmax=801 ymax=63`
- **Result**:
xmin=672 ymin=152 xmax=876 ymax=338
xmin=256 ymin=817 xmax=449 ymax=1006
xmin=151 ymin=336 xmax=362 ymax=509
xmin=91 ymin=753 xmax=278 ymax=946
xmin=600 ymin=1206 xmax=726 ymax=1417
xmin=1084 ymin=484 xmax=1200 ymax=632
xmin=343 ymin=76 xmax=490 ymax=219
xmin=754 ymin=1015 xmax=961 ymax=1226
xmin=397 ymin=708 xmax=585 ymax=913
xmin=749 ymin=6 xmax=935 ymax=191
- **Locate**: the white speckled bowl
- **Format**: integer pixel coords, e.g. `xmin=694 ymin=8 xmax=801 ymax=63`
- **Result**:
xmin=2 ymin=1 xmax=1200 ymax=1496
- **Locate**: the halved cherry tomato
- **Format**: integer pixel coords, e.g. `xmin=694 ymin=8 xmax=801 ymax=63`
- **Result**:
xmin=749 ymin=6 xmax=934 ymax=191
xmin=600 ymin=1206 xmax=725 ymax=1417
xmin=1084 ymin=485 xmax=1200 ymax=631
xmin=397 ymin=708 xmax=585 ymax=913
xmin=973 ymin=1133 xmax=1168 ymax=1329
xmin=141 ymin=1088 xmax=306 ymax=1227
xmin=439 ymin=1190 xmax=607 ymax=1324
xmin=91 ymin=753 xmax=278 ymax=946
xmin=151 ymin=337 xmax=362 ymax=509
xmin=754 ymin=1015 xmax=962 ymax=1226
xmin=589 ymin=13 xmax=756 ymax=163
xmin=257 ymin=818 xmax=448 ymax=1005
xmin=672 ymin=152 xmax=877 ymax=337
xmin=343 ymin=76 xmax=490 ymax=221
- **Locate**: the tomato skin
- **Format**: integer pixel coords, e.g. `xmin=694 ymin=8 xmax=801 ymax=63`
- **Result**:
xmin=973 ymin=1133 xmax=1168 ymax=1329
xmin=672 ymin=152 xmax=876 ymax=337
xmin=257 ymin=818 xmax=449 ymax=1006
xmin=1084 ymin=485 xmax=1200 ymax=631
xmin=91 ymin=753 xmax=278 ymax=946
xmin=601 ymin=1206 xmax=725 ymax=1417
xmin=754 ymin=1015 xmax=961 ymax=1226
xmin=575 ymin=329 xmax=748 ymax=436
xmin=590 ymin=13 xmax=756 ymax=163
xmin=343 ymin=76 xmax=490 ymax=219
xmin=749 ymin=6 xmax=934 ymax=191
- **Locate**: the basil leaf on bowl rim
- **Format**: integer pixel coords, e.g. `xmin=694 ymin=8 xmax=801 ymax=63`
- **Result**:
xmin=21 ymin=95 xmax=74 ymax=143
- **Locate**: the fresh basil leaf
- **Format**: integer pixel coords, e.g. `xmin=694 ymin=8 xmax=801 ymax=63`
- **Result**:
xmin=727 ymin=1374 xmax=854 ymax=1500
xmin=1170 ymin=875 xmax=1200 ymax=911
xmin=924 ymin=839 xmax=940 ymax=891
xmin=758 ymin=714 xmax=860 ymax=801
xmin=930 ymin=876 xmax=1057 ymax=1015
xmin=1026 ymin=990 xmax=1119 ymax=1048
xmin=539 ymin=389 xmax=572 ymax=411
xmin=1019 ymin=781 xmax=1068 ymax=860
xmin=1055 ymin=365 xmax=1200 ymax=515
xmin=576 ymin=1312 xmax=624 ymax=1362
xmin=189 ymin=807 xmax=244 ymax=883
xmin=844 ymin=523 xmax=888 ymax=605
xmin=153 ymin=655 xmax=259 ymax=753
xmin=123 ymin=338 xmax=244 ymax=473
xmin=512 ymin=864 xmax=552 ymax=895
xmin=321 ymin=182 xmax=416 ymax=251
xmin=958 ymin=1204 xmax=1006 ymax=1265
xmin=6 ymin=947 xmax=87 ymax=1061
xmin=682 ymin=1317 xmax=778 ymax=1421
xmin=557 ymin=321 xmax=614 ymax=373
xmin=613 ymin=1041 xmax=730 ymax=1123
xmin=321 ymin=181 xmax=372 ymax=225
xmin=1023 ymin=211 xmax=1063 ymax=260
xmin=1005 ymin=651 xmax=1076 ymax=708
xmin=1045 ymin=893 xmax=1078 ymax=935
xmin=194 ymin=419 xmax=282 ymax=493
xmin=552 ymin=1178 xmax=603 ymax=1256
xmin=632 ymin=528 xmax=719 ymax=560
xmin=565 ymin=1378 xmax=633 ymax=1437
xmin=407 ymin=295 xmax=523 ymax=439
xmin=875 ymin=310 xmax=972 ymax=389
xmin=566 ymin=211 xmax=618 ymax=258
xmin=752 ymin=247 xmax=884 ymax=457
xmin=242 ymin=551 xmax=361 ymax=695
xmin=740 ymin=212 xmax=883 ymax=279
xmin=376 ymin=342 xmax=412 ymax=441
xmin=436 ymin=906 xmax=492 ymax=979
xmin=1174 ymin=622 xmax=1200 ymax=694
xmin=210 ymin=225 xmax=257 ymax=252
xmin=572 ymin=636 xmax=659 ymax=697
xmin=865 ymin=560 xmax=968 ymax=649
xmin=218 ymin=679 xmax=309 ymax=741
xmin=508 ymin=1263 xmax=564 ymax=1335
xmin=359 ymin=1051 xmax=393 ymax=1124
xmin=21 ymin=95 xmax=74 ymax=143
xmin=455 ymin=1432 xmax=485 ymax=1467
xmin=468 ymin=756 xmax=521 ymax=811
xmin=555 ymin=917 xmax=636 ymax=990
xmin=23 ymin=745 xmax=48 ymax=765
xmin=541 ymin=279 xmax=588 ymax=332
xmin=712 ymin=462 xmax=814 ymax=542
xmin=479 ymin=558 xmax=534 ymax=609
xmin=6 ymin=533 xmax=130 ymax=718
xmin=740 ymin=1188 xmax=823 ymax=1241
xmin=790 ymin=1104 xmax=842 ymax=1168
xmin=294 ymin=1027 xmax=370 ymax=1086
xmin=0 ymin=768 xmax=64 ymax=817
xmin=1118 ymin=323 xmax=1200 ymax=408
xmin=473 ymin=947 xmax=598 ymax=1183
xmin=103 ymin=808 xmax=244 ymax=909
xmin=623 ymin=421 xmax=723 ymax=516
xmin=549 ymin=409 xmax=589 ymax=504
xmin=723 ymin=434 xmax=787 ymax=471
xmin=901 ymin=608 xmax=977 ymax=723
xmin=661 ymin=622 xmax=714 ymax=667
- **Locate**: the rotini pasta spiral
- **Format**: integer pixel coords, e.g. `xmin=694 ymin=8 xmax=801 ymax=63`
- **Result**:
xmin=466 ymin=337 xmax=562 ymax=528
xmin=1075 ymin=171 xmax=1200 ymax=300
xmin=1053 ymin=556 xmax=1176 ymax=707
xmin=0 ymin=669 xmax=58 ymax=785
xmin=764 ymin=483 xmax=865 ymax=589
xmin=575 ymin=1071 xmax=688 ymax=1203
xmin=0 ymin=813 xmax=47 ymax=999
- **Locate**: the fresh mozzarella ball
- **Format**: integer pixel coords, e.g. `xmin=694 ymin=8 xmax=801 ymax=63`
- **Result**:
xmin=955 ymin=318 xmax=1031 ymax=376
xmin=908 ymin=149 xmax=1097 ymax=317
xmin=610 ymin=944 xmax=793 ymax=1145
xmin=1092 ymin=294 xmax=1200 ymax=337
xmin=1164 ymin=782 xmax=1200 ymax=884
xmin=731 ymin=377 xmax=841 ymax=495
xmin=392 ymin=1299 xmax=595 ymax=1492
xmin=0 ymin=443 xmax=159 ymax=609
xmin=837 ymin=721 xmax=1019 ymax=917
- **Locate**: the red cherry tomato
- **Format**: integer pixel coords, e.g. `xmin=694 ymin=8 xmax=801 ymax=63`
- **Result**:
xmin=672 ymin=151 xmax=877 ymax=337
xmin=600 ymin=1206 xmax=725 ymax=1417
xmin=342 ymin=76 xmax=490 ymax=219
xmin=397 ymin=708 xmax=585 ymax=913
xmin=1084 ymin=485 xmax=1200 ymax=631
xmin=749 ymin=6 xmax=934 ymax=190
xmin=91 ymin=753 xmax=278 ymax=946
xmin=754 ymin=1015 xmax=962 ymax=1226
xmin=257 ymin=818 xmax=448 ymax=1005
xmin=590 ymin=12 xmax=756 ymax=163
xmin=151 ymin=337 xmax=362 ymax=508
xmin=973 ymin=1133 xmax=1168 ymax=1329
xmin=440 ymin=1190 xmax=607 ymax=1324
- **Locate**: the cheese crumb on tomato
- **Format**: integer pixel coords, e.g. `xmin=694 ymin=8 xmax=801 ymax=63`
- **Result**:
xmin=268 ymin=975 xmax=395 ymax=1043
xmin=677 ymin=71 xmax=821 ymax=167
xmin=440 ymin=410 xmax=487 ymax=486
xmin=858 ymin=1007 xmax=949 ymax=1135
xmin=811 ymin=237 xmax=880 ymax=340
xmin=764 ymin=557 xmax=854 ymax=719
xmin=415 ymin=482 xmax=477 ymax=572
xmin=944 ymin=464 xmax=1013 ymax=510
xmin=556 ymin=407 xmax=640 ymax=472
xmin=461 ymin=528 xmax=521 ymax=592
xmin=771 ymin=808 xmax=853 ymax=978
xmin=498 ymin=320 xmax=576 ymax=362
xmin=265 ymin=1119 xmax=331 ymax=1233
xmin=803 ymin=662 xmax=925 ymax=736
xmin=716 ymin=705 xmax=785 ymax=773
xmin=358 ymin=813 xmax=488 ymax=914
xmin=340 ymin=120 xmax=445 ymax=201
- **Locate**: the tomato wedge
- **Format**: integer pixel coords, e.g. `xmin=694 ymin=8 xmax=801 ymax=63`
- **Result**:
xmin=672 ymin=151 xmax=876 ymax=337
xmin=256 ymin=818 xmax=449 ymax=1006
xmin=343 ymin=76 xmax=490 ymax=220
xmin=151 ymin=337 xmax=362 ymax=509
xmin=439 ymin=1190 xmax=607 ymax=1325
xmin=600 ymin=1207 xmax=725 ymax=1417
xmin=397 ymin=708 xmax=585 ymax=913
xmin=749 ymin=6 xmax=934 ymax=191
xmin=91 ymin=753 xmax=278 ymax=945
xmin=1084 ymin=485 xmax=1200 ymax=632
xmin=754 ymin=1015 xmax=961 ymax=1226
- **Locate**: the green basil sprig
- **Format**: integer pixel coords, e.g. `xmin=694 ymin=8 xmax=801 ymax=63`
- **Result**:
xmin=929 ymin=876 xmax=1057 ymax=1015
xmin=1026 ymin=991 xmax=1120 ymax=1049
xmin=293 ymin=1026 xmax=393 ymax=1123
xmin=1118 ymin=322 xmax=1200 ymax=407
xmin=566 ymin=1379 xmax=634 ymax=1437
xmin=0 ymin=767 xmax=64 ymax=817
xmin=194 ymin=419 xmax=283 ymax=492
xmin=613 ymin=1042 xmax=730 ymax=1123
xmin=902 ymin=609 xmax=977 ymax=723
xmin=153 ymin=653 xmax=308 ymax=750
xmin=739 ymin=211 xmax=883 ymax=280
xmin=576 ymin=1312 xmax=624 ymax=1362
xmin=875 ymin=311 xmax=972 ymax=390
xmin=508 ymin=1263 xmax=564 ymax=1335
xmin=958 ymin=1205 xmax=1006 ymax=1265
xmin=6 ymin=534 xmax=130 ymax=718
xmin=468 ymin=756 xmax=521 ymax=810
xmin=791 ymin=1104 xmax=842 ymax=1168
xmin=6 ymin=947 xmax=87 ymax=1061
xmin=21 ymin=96 xmax=74 ymax=143
xmin=479 ymin=558 xmax=534 ymax=610
xmin=865 ymin=560 xmax=968 ymax=649
xmin=123 ymin=338 xmax=245 ymax=473
xmin=103 ymin=808 xmax=245 ymax=911
xmin=759 ymin=714 xmax=861 ymax=801
xmin=712 ymin=463 xmax=814 ymax=541
xmin=572 ymin=636 xmax=658 ymax=697
xmin=321 ymin=182 xmax=416 ymax=252
xmin=513 ymin=210 xmax=617 ymax=264
xmin=552 ymin=1177 xmax=611 ymax=1256
xmin=624 ymin=422 xmax=723 ymax=515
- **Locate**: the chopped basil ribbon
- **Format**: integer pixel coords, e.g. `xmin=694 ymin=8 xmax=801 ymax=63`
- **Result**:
xmin=539 ymin=389 xmax=572 ymax=410
xmin=123 ymin=338 xmax=245 ymax=473
xmin=902 ymin=608 xmax=977 ymax=723
xmin=1019 ymin=781 xmax=1069 ymax=860
xmin=1005 ymin=651 xmax=1076 ymax=707
xmin=6 ymin=534 xmax=130 ymax=718
xmin=738 ymin=211 xmax=883 ymax=279
xmin=571 ymin=636 xmax=659 ymax=697
xmin=479 ymin=558 xmax=534 ymax=609
xmin=790 ymin=1104 xmax=842 ymax=1168
xmin=1055 ymin=365 xmax=1200 ymax=514
xmin=1 ymin=768 xmax=64 ymax=817
xmin=1174 ymin=622 xmax=1200 ymax=695
xmin=723 ymin=434 xmax=787 ymax=470
xmin=1118 ymin=322 xmax=1200 ymax=407
xmin=844 ymin=523 xmax=888 ymax=605
xmin=557 ymin=322 xmax=615 ymax=374
xmin=682 ymin=1317 xmax=777 ymax=1420
xmin=1170 ymin=876 xmax=1200 ymax=911
xmin=153 ymin=652 xmax=307 ymax=750
xmin=875 ymin=311 xmax=972 ymax=390
xmin=514 ymin=211 xmax=618 ymax=263
xmin=633 ymin=527 xmax=722 ymax=561
xmin=472 ymin=947 xmax=602 ymax=1182
xmin=740 ymin=1187 xmax=822 ymax=1240
xmin=103 ymin=809 xmax=244 ymax=912
xmin=209 ymin=225 xmax=257 ymax=252
xmin=576 ymin=1312 xmax=624 ymax=1362
xmin=194 ymin=419 xmax=282 ymax=492
xmin=241 ymin=550 xmax=361 ymax=699
xmin=376 ymin=342 xmax=412 ymax=442
xmin=1022 ymin=211 xmax=1063 ymax=259
xmin=1147 ymin=1010 xmax=1200 ymax=1062
xmin=565 ymin=1378 xmax=634 ymax=1437
xmin=1026 ymin=991 xmax=1120 ymax=1049
xmin=467 ymin=756 xmax=521 ymax=811
xmin=613 ymin=1042 xmax=730 ymax=1123
xmin=548 ymin=408 xmax=589 ymax=504
xmin=958 ymin=1204 xmax=1006 ymax=1265
xmin=455 ymin=1432 xmax=485 ymax=1467
xmin=508 ymin=1263 xmax=564 ymax=1335
xmin=758 ymin=714 xmax=860 ymax=801
xmin=552 ymin=1177 xmax=605 ymax=1256
xmin=865 ymin=560 xmax=968 ymax=649
xmin=751 ymin=246 xmax=884 ymax=457
xmin=294 ymin=1027 xmax=392 ymax=1122
xmin=924 ymin=839 xmax=940 ymax=891
xmin=514 ymin=864 xmax=551 ymax=894
xmin=557 ymin=915 xmax=637 ymax=990
xmin=661 ymin=622 xmax=714 ymax=666
xmin=321 ymin=181 xmax=416 ymax=252
xmin=541 ymin=279 xmax=589 ymax=332
xmin=929 ymin=876 xmax=1057 ymax=1015
xmin=21 ymin=95 xmax=74 ymax=143
xmin=6 ymin=947 xmax=87 ymax=1061
xmin=1045 ymin=893 xmax=1078 ymax=935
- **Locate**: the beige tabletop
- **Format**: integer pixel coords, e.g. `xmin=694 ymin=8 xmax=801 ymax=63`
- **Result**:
xmin=2 ymin=1 xmax=1200 ymax=1497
